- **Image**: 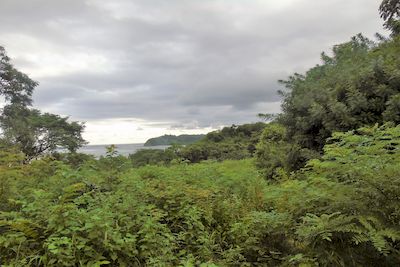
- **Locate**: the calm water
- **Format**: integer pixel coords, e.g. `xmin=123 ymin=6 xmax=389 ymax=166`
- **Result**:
xmin=78 ymin=143 xmax=169 ymax=157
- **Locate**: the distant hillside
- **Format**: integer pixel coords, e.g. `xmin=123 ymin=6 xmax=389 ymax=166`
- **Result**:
xmin=177 ymin=122 xmax=267 ymax=163
xmin=144 ymin=134 xmax=205 ymax=146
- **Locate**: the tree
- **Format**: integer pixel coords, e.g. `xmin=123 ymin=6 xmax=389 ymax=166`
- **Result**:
xmin=0 ymin=105 xmax=86 ymax=161
xmin=255 ymin=123 xmax=318 ymax=180
xmin=277 ymin=34 xmax=400 ymax=151
xmin=0 ymin=46 xmax=36 ymax=105
xmin=380 ymin=0 xmax=400 ymax=35
xmin=0 ymin=46 xmax=86 ymax=160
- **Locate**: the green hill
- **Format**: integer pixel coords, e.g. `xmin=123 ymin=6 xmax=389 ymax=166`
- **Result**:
xmin=143 ymin=134 xmax=205 ymax=146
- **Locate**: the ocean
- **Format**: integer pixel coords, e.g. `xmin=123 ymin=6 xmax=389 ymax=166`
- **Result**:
xmin=78 ymin=143 xmax=169 ymax=157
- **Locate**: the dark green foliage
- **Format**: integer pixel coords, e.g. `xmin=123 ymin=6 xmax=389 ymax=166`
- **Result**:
xmin=1 ymin=105 xmax=86 ymax=161
xmin=383 ymin=93 xmax=400 ymax=122
xmin=2 ymin=3 xmax=400 ymax=266
xmin=380 ymin=0 xmax=400 ymax=34
xmin=263 ymin=23 xmax=400 ymax=181
xmin=129 ymin=123 xmax=267 ymax=165
xmin=278 ymin=34 xmax=400 ymax=151
xmin=1 ymin=124 xmax=400 ymax=266
xmin=97 ymin=145 xmax=131 ymax=188
xmin=0 ymin=46 xmax=87 ymax=161
xmin=179 ymin=142 xmax=252 ymax=163
xmin=205 ymin=122 xmax=266 ymax=143
xmin=0 ymin=155 xmax=267 ymax=266
xmin=255 ymin=123 xmax=318 ymax=180
xmin=129 ymin=148 xmax=178 ymax=167
xmin=0 ymin=144 xmax=24 ymax=211
xmin=0 ymin=46 xmax=37 ymax=106
xmin=380 ymin=0 xmax=400 ymax=21
xmin=179 ymin=123 xmax=267 ymax=163
xmin=144 ymin=134 xmax=205 ymax=146
xmin=264 ymin=123 xmax=400 ymax=266
xmin=51 ymin=152 xmax=96 ymax=168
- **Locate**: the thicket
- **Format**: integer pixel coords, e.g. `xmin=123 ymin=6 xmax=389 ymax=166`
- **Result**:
xmin=278 ymin=34 xmax=400 ymax=151
xmin=1 ymin=1 xmax=400 ymax=265
xmin=1 ymin=123 xmax=399 ymax=266
xmin=129 ymin=148 xmax=178 ymax=168
xmin=253 ymin=32 xmax=400 ymax=180
xmin=129 ymin=123 xmax=267 ymax=167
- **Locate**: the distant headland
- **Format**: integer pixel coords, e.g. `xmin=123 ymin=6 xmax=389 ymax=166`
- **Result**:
xmin=144 ymin=134 xmax=205 ymax=146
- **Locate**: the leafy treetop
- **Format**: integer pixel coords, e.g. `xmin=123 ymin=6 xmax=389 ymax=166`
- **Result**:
xmin=0 ymin=46 xmax=86 ymax=161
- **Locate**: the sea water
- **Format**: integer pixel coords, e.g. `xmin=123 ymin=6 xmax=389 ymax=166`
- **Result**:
xmin=78 ymin=143 xmax=169 ymax=157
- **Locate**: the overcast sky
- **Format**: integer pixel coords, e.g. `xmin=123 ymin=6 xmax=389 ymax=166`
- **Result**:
xmin=0 ymin=0 xmax=385 ymax=144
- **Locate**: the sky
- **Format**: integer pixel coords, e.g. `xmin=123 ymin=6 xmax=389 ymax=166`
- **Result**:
xmin=0 ymin=0 xmax=386 ymax=144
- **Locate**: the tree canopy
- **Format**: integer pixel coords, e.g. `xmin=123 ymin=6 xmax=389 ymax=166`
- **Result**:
xmin=0 ymin=46 xmax=86 ymax=160
xmin=0 ymin=46 xmax=36 ymax=106
xmin=277 ymin=34 xmax=400 ymax=151
xmin=144 ymin=134 xmax=205 ymax=146
xmin=380 ymin=0 xmax=400 ymax=34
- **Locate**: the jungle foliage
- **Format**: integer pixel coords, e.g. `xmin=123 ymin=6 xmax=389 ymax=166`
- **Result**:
xmin=1 ymin=1 xmax=400 ymax=265
xmin=253 ymin=30 xmax=400 ymax=179
xmin=278 ymin=34 xmax=400 ymax=151
xmin=1 ymin=123 xmax=400 ymax=266
xmin=178 ymin=123 xmax=267 ymax=163
xmin=129 ymin=123 xmax=267 ymax=167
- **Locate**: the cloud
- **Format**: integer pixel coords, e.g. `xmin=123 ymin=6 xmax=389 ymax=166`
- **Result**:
xmin=0 ymin=0 xmax=386 ymax=142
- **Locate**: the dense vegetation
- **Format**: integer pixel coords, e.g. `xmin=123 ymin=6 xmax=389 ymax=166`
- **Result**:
xmin=129 ymin=147 xmax=178 ymax=168
xmin=144 ymin=134 xmax=205 ymax=146
xmin=255 ymin=26 xmax=400 ymax=179
xmin=278 ymin=34 xmax=400 ymax=151
xmin=1 ymin=123 xmax=399 ymax=266
xmin=1 ymin=2 xmax=400 ymax=265
xmin=130 ymin=123 xmax=266 ymax=167
xmin=178 ymin=123 xmax=267 ymax=163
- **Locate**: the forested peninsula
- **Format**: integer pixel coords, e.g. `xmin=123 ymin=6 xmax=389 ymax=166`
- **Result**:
xmin=1 ymin=1 xmax=400 ymax=266
xmin=144 ymin=134 xmax=205 ymax=146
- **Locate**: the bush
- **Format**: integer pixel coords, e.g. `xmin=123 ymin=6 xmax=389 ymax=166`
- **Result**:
xmin=255 ymin=123 xmax=318 ymax=180
xmin=278 ymin=35 xmax=400 ymax=150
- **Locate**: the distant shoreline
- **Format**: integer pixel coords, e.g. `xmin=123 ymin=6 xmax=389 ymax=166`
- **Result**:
xmin=83 ymin=143 xmax=144 ymax=147
xmin=144 ymin=134 xmax=205 ymax=146
xmin=78 ymin=143 xmax=169 ymax=157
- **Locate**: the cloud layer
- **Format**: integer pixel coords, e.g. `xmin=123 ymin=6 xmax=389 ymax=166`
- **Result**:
xmin=0 ymin=0 xmax=385 ymax=142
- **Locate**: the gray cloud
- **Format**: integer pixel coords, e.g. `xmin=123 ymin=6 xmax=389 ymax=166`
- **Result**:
xmin=0 ymin=0 xmax=385 ymax=131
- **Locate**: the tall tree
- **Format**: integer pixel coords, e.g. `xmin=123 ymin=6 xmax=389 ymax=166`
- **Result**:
xmin=0 ymin=46 xmax=36 ymax=106
xmin=0 ymin=46 xmax=86 ymax=160
xmin=277 ymin=34 xmax=400 ymax=151
xmin=380 ymin=0 xmax=400 ymax=35
xmin=1 ymin=106 xmax=86 ymax=161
